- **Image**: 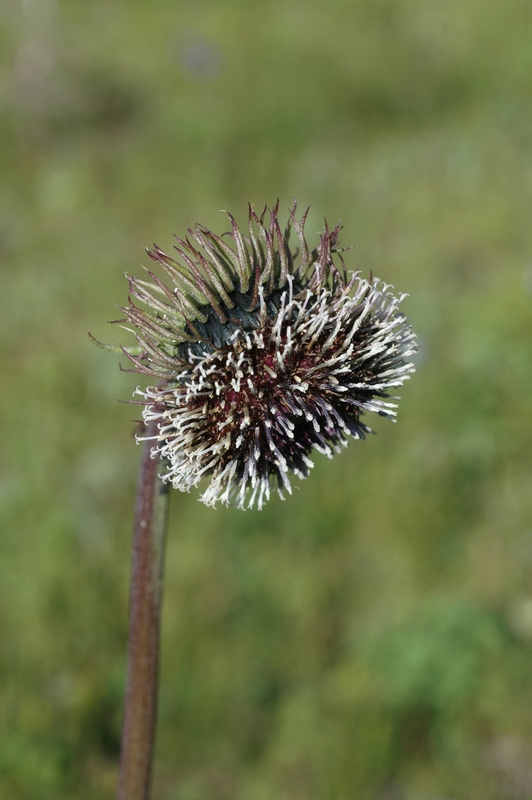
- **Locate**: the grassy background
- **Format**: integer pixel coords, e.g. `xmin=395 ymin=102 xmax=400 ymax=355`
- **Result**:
xmin=1 ymin=0 xmax=532 ymax=797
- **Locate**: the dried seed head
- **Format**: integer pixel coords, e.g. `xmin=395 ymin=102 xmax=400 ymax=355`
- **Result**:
xmin=105 ymin=202 xmax=417 ymax=509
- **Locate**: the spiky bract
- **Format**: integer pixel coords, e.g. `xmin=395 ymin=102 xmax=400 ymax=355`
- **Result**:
xmin=118 ymin=203 xmax=416 ymax=510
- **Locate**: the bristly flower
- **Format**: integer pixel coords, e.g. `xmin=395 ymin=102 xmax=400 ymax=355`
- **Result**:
xmin=106 ymin=202 xmax=417 ymax=510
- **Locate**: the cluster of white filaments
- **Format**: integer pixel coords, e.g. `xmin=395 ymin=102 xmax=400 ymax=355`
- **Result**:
xmin=135 ymin=274 xmax=416 ymax=510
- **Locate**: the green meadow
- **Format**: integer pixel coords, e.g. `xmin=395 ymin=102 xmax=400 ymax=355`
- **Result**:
xmin=1 ymin=0 xmax=532 ymax=797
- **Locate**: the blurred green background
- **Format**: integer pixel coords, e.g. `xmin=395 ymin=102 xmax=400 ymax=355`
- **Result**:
xmin=1 ymin=0 xmax=532 ymax=797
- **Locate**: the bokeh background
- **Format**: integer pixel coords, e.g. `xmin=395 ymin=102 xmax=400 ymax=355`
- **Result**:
xmin=1 ymin=0 xmax=532 ymax=798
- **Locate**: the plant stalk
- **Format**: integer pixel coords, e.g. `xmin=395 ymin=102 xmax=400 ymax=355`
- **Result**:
xmin=117 ymin=420 xmax=169 ymax=800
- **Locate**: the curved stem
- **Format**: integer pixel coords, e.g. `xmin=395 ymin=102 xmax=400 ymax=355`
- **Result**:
xmin=117 ymin=421 xmax=170 ymax=800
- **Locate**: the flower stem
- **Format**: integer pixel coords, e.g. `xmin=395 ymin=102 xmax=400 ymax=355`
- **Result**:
xmin=117 ymin=420 xmax=169 ymax=800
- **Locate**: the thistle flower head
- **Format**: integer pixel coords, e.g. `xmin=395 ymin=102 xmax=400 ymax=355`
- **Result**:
xmin=109 ymin=202 xmax=417 ymax=510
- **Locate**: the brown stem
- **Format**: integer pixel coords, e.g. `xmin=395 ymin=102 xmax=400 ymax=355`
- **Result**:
xmin=117 ymin=421 xmax=170 ymax=800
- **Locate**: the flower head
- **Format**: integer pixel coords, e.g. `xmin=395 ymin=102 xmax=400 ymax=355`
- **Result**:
xmin=112 ymin=202 xmax=416 ymax=510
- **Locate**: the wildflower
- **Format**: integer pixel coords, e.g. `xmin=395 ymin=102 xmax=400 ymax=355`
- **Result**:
xmin=114 ymin=202 xmax=417 ymax=509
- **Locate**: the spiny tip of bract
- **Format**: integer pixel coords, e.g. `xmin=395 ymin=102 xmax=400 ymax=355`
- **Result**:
xmin=109 ymin=203 xmax=350 ymax=380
